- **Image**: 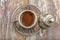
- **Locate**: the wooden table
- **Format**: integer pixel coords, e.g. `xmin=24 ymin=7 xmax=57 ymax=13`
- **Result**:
xmin=0 ymin=0 xmax=60 ymax=40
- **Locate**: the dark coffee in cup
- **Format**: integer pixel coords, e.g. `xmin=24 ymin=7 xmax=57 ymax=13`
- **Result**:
xmin=18 ymin=10 xmax=37 ymax=28
xmin=21 ymin=11 xmax=35 ymax=26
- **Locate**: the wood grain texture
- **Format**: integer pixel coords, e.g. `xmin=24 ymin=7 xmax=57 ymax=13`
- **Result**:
xmin=0 ymin=0 xmax=60 ymax=40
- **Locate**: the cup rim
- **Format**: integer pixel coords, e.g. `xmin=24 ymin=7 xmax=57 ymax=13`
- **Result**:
xmin=18 ymin=10 xmax=37 ymax=28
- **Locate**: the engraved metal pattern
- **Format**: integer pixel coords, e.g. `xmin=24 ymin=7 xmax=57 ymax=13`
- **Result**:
xmin=11 ymin=5 xmax=41 ymax=36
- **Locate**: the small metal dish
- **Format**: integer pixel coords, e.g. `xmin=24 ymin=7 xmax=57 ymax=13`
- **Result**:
xmin=11 ymin=4 xmax=41 ymax=36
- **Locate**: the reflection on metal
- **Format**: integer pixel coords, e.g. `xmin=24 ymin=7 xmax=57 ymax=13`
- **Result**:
xmin=40 ymin=13 xmax=54 ymax=29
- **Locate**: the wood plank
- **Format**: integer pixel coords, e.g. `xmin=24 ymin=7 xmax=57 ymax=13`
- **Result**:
xmin=0 ymin=0 xmax=60 ymax=40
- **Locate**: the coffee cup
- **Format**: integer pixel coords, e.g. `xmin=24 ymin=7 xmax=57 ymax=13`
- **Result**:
xmin=18 ymin=10 xmax=37 ymax=28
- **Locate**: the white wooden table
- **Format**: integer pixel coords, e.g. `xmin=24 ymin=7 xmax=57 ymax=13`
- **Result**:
xmin=0 ymin=0 xmax=60 ymax=40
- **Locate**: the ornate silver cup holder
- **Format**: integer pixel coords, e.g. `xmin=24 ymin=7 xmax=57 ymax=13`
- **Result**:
xmin=11 ymin=5 xmax=41 ymax=36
